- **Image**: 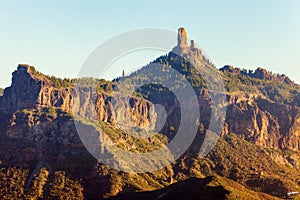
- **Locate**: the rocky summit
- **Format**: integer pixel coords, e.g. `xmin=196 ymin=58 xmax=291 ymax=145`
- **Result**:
xmin=172 ymin=27 xmax=203 ymax=60
xmin=220 ymin=65 xmax=294 ymax=85
xmin=0 ymin=28 xmax=300 ymax=199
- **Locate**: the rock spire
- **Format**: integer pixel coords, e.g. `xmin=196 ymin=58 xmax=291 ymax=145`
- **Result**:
xmin=177 ymin=27 xmax=189 ymax=49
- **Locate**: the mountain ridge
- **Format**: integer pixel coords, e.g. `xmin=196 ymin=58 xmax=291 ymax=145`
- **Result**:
xmin=0 ymin=27 xmax=300 ymax=199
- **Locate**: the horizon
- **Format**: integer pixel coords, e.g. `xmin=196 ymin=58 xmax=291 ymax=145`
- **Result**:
xmin=0 ymin=0 xmax=300 ymax=87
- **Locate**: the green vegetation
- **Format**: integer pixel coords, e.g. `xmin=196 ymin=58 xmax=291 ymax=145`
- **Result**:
xmin=45 ymin=75 xmax=117 ymax=93
xmin=16 ymin=107 xmax=72 ymax=120
xmin=23 ymin=57 xmax=300 ymax=107
xmin=73 ymin=114 xmax=168 ymax=153
xmin=118 ymin=50 xmax=300 ymax=107
xmin=27 ymin=65 xmax=117 ymax=92
xmin=222 ymin=71 xmax=300 ymax=106
xmin=99 ymin=121 xmax=168 ymax=153
xmin=126 ymin=53 xmax=208 ymax=91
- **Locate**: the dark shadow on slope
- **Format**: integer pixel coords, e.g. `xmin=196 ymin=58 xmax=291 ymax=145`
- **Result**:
xmin=109 ymin=176 xmax=230 ymax=200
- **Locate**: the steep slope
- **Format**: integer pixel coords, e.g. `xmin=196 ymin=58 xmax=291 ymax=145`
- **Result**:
xmin=110 ymin=176 xmax=280 ymax=200
xmin=1 ymin=110 xmax=299 ymax=199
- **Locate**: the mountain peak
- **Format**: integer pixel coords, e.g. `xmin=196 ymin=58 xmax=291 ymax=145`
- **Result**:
xmin=17 ymin=64 xmax=34 ymax=73
xmin=177 ymin=27 xmax=189 ymax=49
xmin=172 ymin=27 xmax=203 ymax=60
xmin=190 ymin=40 xmax=195 ymax=48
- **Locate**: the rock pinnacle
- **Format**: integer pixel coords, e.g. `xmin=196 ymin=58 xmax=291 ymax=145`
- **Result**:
xmin=177 ymin=27 xmax=189 ymax=49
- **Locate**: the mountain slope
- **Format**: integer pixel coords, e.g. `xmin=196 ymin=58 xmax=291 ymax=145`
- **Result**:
xmin=110 ymin=176 xmax=281 ymax=200
xmin=1 ymin=114 xmax=299 ymax=199
xmin=0 ymin=27 xmax=300 ymax=199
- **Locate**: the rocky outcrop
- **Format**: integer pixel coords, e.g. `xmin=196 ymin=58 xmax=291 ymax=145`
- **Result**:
xmin=191 ymin=89 xmax=300 ymax=151
xmin=219 ymin=65 xmax=241 ymax=75
xmin=220 ymin=65 xmax=295 ymax=85
xmin=253 ymin=67 xmax=294 ymax=84
xmin=0 ymin=64 xmax=50 ymax=110
xmin=223 ymin=93 xmax=300 ymax=151
xmin=4 ymin=109 xmax=81 ymax=144
xmin=0 ymin=64 xmax=156 ymax=129
xmin=172 ymin=28 xmax=203 ymax=60
xmin=177 ymin=27 xmax=188 ymax=49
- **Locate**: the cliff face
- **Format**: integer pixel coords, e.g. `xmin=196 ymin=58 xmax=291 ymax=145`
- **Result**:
xmin=0 ymin=65 xmax=48 ymax=110
xmin=3 ymin=67 xmax=298 ymax=151
xmin=0 ymin=64 xmax=73 ymax=111
xmin=0 ymin=64 xmax=156 ymax=130
xmin=4 ymin=109 xmax=81 ymax=144
xmin=172 ymin=27 xmax=203 ymax=59
xmin=223 ymin=92 xmax=300 ymax=151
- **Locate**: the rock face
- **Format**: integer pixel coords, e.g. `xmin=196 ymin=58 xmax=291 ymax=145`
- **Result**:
xmin=0 ymin=64 xmax=156 ymax=129
xmin=177 ymin=27 xmax=188 ymax=49
xmin=172 ymin=28 xmax=203 ymax=59
xmin=253 ymin=67 xmax=294 ymax=84
xmin=223 ymin=92 xmax=300 ymax=151
xmin=220 ymin=65 xmax=295 ymax=85
xmin=190 ymin=40 xmax=195 ymax=49
xmin=0 ymin=65 xmax=50 ymax=110
xmin=191 ymin=88 xmax=300 ymax=151
xmin=219 ymin=65 xmax=241 ymax=74
xmin=4 ymin=109 xmax=81 ymax=144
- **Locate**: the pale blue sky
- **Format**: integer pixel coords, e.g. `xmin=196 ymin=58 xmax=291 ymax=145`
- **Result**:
xmin=0 ymin=0 xmax=300 ymax=87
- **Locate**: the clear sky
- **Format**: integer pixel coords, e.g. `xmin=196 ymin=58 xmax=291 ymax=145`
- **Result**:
xmin=0 ymin=0 xmax=300 ymax=87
